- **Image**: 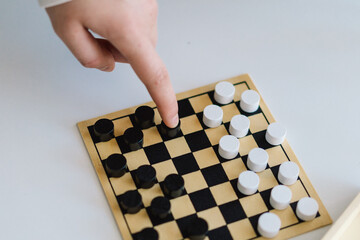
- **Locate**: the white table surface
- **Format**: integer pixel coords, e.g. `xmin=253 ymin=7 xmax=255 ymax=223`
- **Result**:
xmin=1 ymin=0 xmax=360 ymax=239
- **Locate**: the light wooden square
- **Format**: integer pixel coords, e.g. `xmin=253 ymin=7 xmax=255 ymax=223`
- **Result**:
xmin=221 ymin=157 xmax=247 ymax=180
xmin=138 ymin=183 xmax=163 ymax=207
xmin=96 ymin=138 xmax=121 ymax=160
xmin=193 ymin=147 xmax=219 ymax=169
xmin=289 ymin=180 xmax=308 ymax=203
xmin=165 ymin=137 xmax=191 ymax=158
xmin=153 ymin=108 xmax=162 ymax=125
xmin=123 ymin=149 xmax=149 ymax=171
xmin=240 ymin=193 xmax=268 ymax=217
xmin=239 ymin=135 xmax=258 ymax=156
xmin=228 ymin=219 xmax=257 ymax=240
xmin=170 ymin=195 xmax=196 ymax=219
xmin=189 ymin=94 xmax=213 ymax=113
xmin=270 ymin=206 xmax=299 ymax=228
xmin=197 ymin=207 xmax=226 ymax=230
xmin=205 ymin=125 xmax=228 ymax=146
xmin=221 ymin=103 xmax=240 ymax=123
xmin=258 ymin=169 xmax=279 ymax=192
xmin=234 ymin=83 xmax=249 ymax=102
xmin=180 ymin=115 xmax=203 ymax=135
xmin=154 ymin=221 xmax=183 ymax=240
xmin=124 ymin=208 xmax=153 ymax=234
xmin=210 ymin=182 xmax=238 ymax=205
xmin=266 ymin=146 xmax=288 ymax=167
xmin=110 ymin=172 xmax=136 ymax=196
xmin=183 ymin=171 xmax=208 ymax=193
xmin=248 ymin=113 xmax=268 ymax=133
xmin=113 ymin=117 xmax=133 ymax=137
xmin=143 ymin=126 xmax=162 ymax=147
xmin=152 ymin=160 xmax=177 ymax=182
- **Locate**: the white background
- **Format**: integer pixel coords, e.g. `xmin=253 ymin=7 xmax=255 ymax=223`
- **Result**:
xmin=1 ymin=0 xmax=360 ymax=239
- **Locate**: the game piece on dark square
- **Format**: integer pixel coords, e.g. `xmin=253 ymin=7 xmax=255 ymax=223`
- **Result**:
xmin=203 ymin=104 xmax=223 ymax=128
xmin=159 ymin=120 xmax=181 ymax=139
xmin=123 ymin=127 xmax=144 ymax=151
xmin=265 ymin=122 xmax=287 ymax=146
xmin=229 ymin=114 xmax=250 ymax=138
xmin=187 ymin=217 xmax=208 ymax=240
xmin=230 ymin=178 xmax=250 ymax=199
xmin=184 ymin=130 xmax=212 ymax=152
xmin=218 ymin=200 xmax=247 ymax=224
xmin=240 ymin=90 xmax=260 ymax=113
xmin=163 ymin=174 xmax=185 ymax=198
xmin=207 ymin=226 xmax=233 ymax=240
xmin=270 ymin=185 xmax=292 ymax=210
xmin=172 ymin=153 xmax=200 ymax=175
xmin=119 ymin=190 xmax=142 ymax=214
xmin=214 ymin=81 xmax=235 ymax=105
xmin=296 ymin=197 xmax=319 ymax=221
xmin=257 ymin=212 xmax=281 ymax=238
xmin=201 ymin=164 xmax=229 ymax=187
xmin=144 ymin=142 xmax=171 ymax=164
xmin=177 ymin=98 xmax=195 ymax=118
xmin=176 ymin=214 xmax=198 ymax=237
xmin=213 ymin=145 xmax=240 ymax=163
xmin=146 ymin=207 xmax=174 ymax=226
xmin=105 ymin=154 xmax=127 ymax=178
xmin=134 ymin=228 xmax=159 ymax=240
xmin=278 ymin=161 xmax=299 ymax=185
xmin=93 ymin=118 xmax=114 ymax=142
xmin=189 ymin=189 xmax=217 ymax=212
xmin=218 ymin=135 xmax=240 ymax=160
xmin=237 ymin=170 xmax=259 ymax=195
xmin=150 ymin=196 xmax=171 ymax=219
xmin=134 ymin=165 xmax=156 ymax=189
xmin=252 ymin=130 xmax=275 ymax=149
xmin=135 ymin=106 xmax=155 ymax=129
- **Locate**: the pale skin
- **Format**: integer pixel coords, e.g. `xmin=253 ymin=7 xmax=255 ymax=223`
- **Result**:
xmin=46 ymin=0 xmax=179 ymax=127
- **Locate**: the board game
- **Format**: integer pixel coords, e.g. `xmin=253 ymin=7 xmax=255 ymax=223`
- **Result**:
xmin=77 ymin=74 xmax=332 ymax=239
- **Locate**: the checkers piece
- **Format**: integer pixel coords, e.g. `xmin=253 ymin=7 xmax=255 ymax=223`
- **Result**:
xmin=124 ymin=127 xmax=144 ymax=151
xmin=105 ymin=154 xmax=127 ymax=178
xmin=218 ymin=135 xmax=240 ymax=160
xmin=265 ymin=122 xmax=287 ymax=145
xmin=203 ymin=105 xmax=223 ymax=128
xmin=296 ymin=197 xmax=319 ymax=221
xmin=93 ymin=118 xmax=114 ymax=142
xmin=120 ymin=190 xmax=142 ymax=214
xmin=163 ymin=174 xmax=184 ymax=198
xmin=237 ymin=170 xmax=259 ymax=195
xmin=278 ymin=161 xmax=299 ymax=185
xmin=270 ymin=185 xmax=292 ymax=210
xmin=257 ymin=212 xmax=281 ymax=238
xmin=135 ymin=165 xmax=156 ymax=189
xmin=150 ymin=196 xmax=171 ymax=219
xmin=135 ymin=106 xmax=155 ymax=129
xmin=187 ymin=217 xmax=209 ymax=240
xmin=214 ymin=81 xmax=235 ymax=105
xmin=247 ymin=148 xmax=268 ymax=172
xmin=240 ymin=90 xmax=260 ymax=113
xmin=160 ymin=120 xmax=181 ymax=139
xmin=135 ymin=228 xmax=159 ymax=240
xmin=229 ymin=114 xmax=250 ymax=138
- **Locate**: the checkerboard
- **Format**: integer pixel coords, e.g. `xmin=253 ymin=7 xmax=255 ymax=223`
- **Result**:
xmin=77 ymin=74 xmax=332 ymax=240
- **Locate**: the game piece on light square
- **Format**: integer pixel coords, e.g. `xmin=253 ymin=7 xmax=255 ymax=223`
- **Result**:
xmin=187 ymin=217 xmax=208 ymax=240
xmin=135 ymin=228 xmax=159 ymax=240
xmin=278 ymin=161 xmax=299 ymax=185
xmin=247 ymin=148 xmax=269 ymax=172
xmin=296 ymin=197 xmax=319 ymax=221
xmin=203 ymin=104 xmax=223 ymax=128
xmin=120 ymin=190 xmax=142 ymax=214
xmin=94 ymin=118 xmax=114 ymax=142
xmin=135 ymin=106 xmax=155 ymax=129
xmin=159 ymin=120 xmax=181 ymax=138
xmin=214 ymin=81 xmax=235 ymax=104
xmin=265 ymin=122 xmax=287 ymax=145
xmin=218 ymin=135 xmax=240 ymax=159
xmin=257 ymin=212 xmax=281 ymax=238
xmin=240 ymin=90 xmax=260 ymax=113
xmin=124 ymin=127 xmax=144 ymax=151
xmin=237 ymin=170 xmax=259 ymax=195
xmin=229 ymin=114 xmax=250 ymax=138
xmin=270 ymin=185 xmax=292 ymax=210
xmin=105 ymin=154 xmax=127 ymax=178
xmin=150 ymin=196 xmax=171 ymax=219
xmin=134 ymin=165 xmax=156 ymax=189
xmin=163 ymin=174 xmax=184 ymax=198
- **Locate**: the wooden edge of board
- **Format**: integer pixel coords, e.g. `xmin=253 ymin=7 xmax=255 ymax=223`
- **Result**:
xmin=321 ymin=193 xmax=360 ymax=240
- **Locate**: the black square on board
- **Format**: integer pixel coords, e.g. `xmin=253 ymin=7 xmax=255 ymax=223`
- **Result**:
xmin=184 ymin=130 xmax=212 ymax=152
xmin=172 ymin=153 xmax=200 ymax=175
xmin=178 ymin=99 xmax=195 ymax=118
xmin=260 ymin=188 xmax=273 ymax=210
xmin=115 ymin=135 xmax=132 ymax=154
xmin=201 ymin=164 xmax=229 ymax=187
xmin=176 ymin=214 xmax=198 ymax=238
xmin=189 ymin=189 xmax=217 ymax=212
xmin=208 ymin=226 xmax=233 ymax=240
xmin=249 ymin=213 xmax=262 ymax=236
xmin=145 ymin=207 xmax=174 ymax=226
xmin=144 ymin=142 xmax=171 ymax=164
xmin=270 ymin=164 xmax=280 ymax=181
xmin=219 ymin=200 xmax=247 ymax=224
xmin=252 ymin=130 xmax=275 ymax=150
xmin=195 ymin=112 xmax=210 ymax=130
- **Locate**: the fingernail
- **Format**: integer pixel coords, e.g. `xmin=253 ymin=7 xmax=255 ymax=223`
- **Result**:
xmin=168 ymin=114 xmax=179 ymax=128
xmin=99 ymin=66 xmax=110 ymax=72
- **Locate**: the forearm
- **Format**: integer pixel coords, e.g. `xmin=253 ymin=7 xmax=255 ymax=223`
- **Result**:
xmin=38 ymin=0 xmax=71 ymax=8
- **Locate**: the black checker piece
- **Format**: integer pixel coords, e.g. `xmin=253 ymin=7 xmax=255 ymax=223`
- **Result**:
xmin=184 ymin=130 xmax=212 ymax=152
xmin=172 ymin=153 xmax=200 ymax=175
xmin=219 ymin=200 xmax=247 ymax=224
xmin=176 ymin=214 xmax=198 ymax=238
xmin=189 ymin=188 xmax=217 ymax=212
xmin=144 ymin=143 xmax=171 ymax=164
xmin=201 ymin=164 xmax=228 ymax=187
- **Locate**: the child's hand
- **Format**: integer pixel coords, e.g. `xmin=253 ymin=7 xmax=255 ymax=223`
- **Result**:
xmin=46 ymin=0 xmax=179 ymax=127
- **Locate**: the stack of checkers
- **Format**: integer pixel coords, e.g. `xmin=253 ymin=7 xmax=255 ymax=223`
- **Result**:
xmin=82 ymin=77 xmax=329 ymax=240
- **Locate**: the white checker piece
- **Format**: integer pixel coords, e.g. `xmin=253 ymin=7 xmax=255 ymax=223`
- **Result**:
xmin=229 ymin=114 xmax=250 ymax=138
xmin=218 ymin=135 xmax=240 ymax=160
xmin=203 ymin=104 xmax=223 ymax=128
xmin=240 ymin=90 xmax=260 ymax=113
xmin=247 ymin=148 xmax=268 ymax=172
xmin=296 ymin=197 xmax=319 ymax=221
xmin=257 ymin=212 xmax=281 ymax=238
xmin=237 ymin=170 xmax=259 ymax=195
xmin=214 ymin=81 xmax=235 ymax=104
xmin=270 ymin=185 xmax=292 ymax=210
xmin=278 ymin=161 xmax=299 ymax=185
xmin=265 ymin=122 xmax=287 ymax=145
